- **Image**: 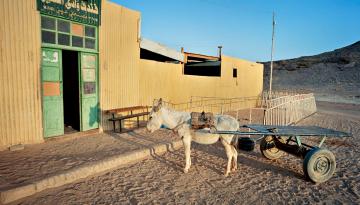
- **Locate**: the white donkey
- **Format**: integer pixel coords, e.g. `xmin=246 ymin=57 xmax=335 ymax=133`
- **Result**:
xmin=147 ymin=99 xmax=239 ymax=176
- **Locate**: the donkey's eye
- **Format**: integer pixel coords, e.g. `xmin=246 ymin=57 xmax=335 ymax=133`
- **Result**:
xmin=149 ymin=116 xmax=153 ymax=120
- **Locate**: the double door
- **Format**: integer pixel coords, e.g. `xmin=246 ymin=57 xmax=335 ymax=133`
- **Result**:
xmin=41 ymin=48 xmax=99 ymax=137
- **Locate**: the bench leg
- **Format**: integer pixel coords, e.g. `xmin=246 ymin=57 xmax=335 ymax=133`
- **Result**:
xmin=112 ymin=121 xmax=116 ymax=132
xmin=112 ymin=114 xmax=116 ymax=132
xmin=137 ymin=116 xmax=140 ymax=127
xmin=119 ymin=120 xmax=122 ymax=133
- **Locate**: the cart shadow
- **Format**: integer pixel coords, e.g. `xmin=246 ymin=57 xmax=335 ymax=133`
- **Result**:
xmin=194 ymin=143 xmax=304 ymax=180
xmin=105 ymin=130 xmax=303 ymax=179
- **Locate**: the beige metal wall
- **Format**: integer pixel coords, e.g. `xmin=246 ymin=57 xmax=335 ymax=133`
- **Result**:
xmin=99 ymin=1 xmax=141 ymax=130
xmin=139 ymin=59 xmax=183 ymax=105
xmin=220 ymin=55 xmax=264 ymax=98
xmin=0 ymin=0 xmax=43 ymax=149
xmin=99 ymin=1 xmax=140 ymax=109
xmin=139 ymin=56 xmax=264 ymax=107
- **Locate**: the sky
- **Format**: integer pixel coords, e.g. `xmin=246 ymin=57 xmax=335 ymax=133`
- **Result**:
xmin=112 ymin=0 xmax=360 ymax=62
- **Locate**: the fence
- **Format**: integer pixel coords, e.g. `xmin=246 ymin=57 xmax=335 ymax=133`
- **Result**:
xmin=161 ymin=96 xmax=261 ymax=119
xmin=158 ymin=92 xmax=317 ymax=126
xmin=263 ymin=93 xmax=317 ymax=125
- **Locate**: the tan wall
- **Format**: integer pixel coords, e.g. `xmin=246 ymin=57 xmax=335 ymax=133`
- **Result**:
xmin=99 ymin=1 xmax=141 ymax=130
xmin=139 ymin=56 xmax=264 ymax=109
xmin=99 ymin=1 xmax=141 ymax=109
xmin=0 ymin=0 xmax=43 ymax=149
xmin=139 ymin=59 xmax=182 ymax=105
xmin=220 ymin=55 xmax=264 ymax=98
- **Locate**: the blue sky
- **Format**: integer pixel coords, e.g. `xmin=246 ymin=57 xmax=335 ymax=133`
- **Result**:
xmin=112 ymin=0 xmax=360 ymax=62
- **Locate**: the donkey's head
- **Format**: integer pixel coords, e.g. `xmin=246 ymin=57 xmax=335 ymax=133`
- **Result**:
xmin=146 ymin=98 xmax=164 ymax=133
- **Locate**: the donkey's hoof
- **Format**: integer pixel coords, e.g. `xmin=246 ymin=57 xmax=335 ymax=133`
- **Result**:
xmin=183 ymin=168 xmax=189 ymax=173
xmin=231 ymin=166 xmax=237 ymax=171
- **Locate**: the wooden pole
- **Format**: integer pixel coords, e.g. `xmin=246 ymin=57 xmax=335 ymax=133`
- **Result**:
xmin=269 ymin=12 xmax=276 ymax=98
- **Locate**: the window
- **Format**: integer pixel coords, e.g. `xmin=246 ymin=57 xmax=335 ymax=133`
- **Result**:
xmin=41 ymin=16 xmax=55 ymax=30
xmin=85 ymin=26 xmax=95 ymax=38
xmin=184 ymin=61 xmax=221 ymax=77
xmin=233 ymin=68 xmax=237 ymax=78
xmin=57 ymin=20 xmax=70 ymax=33
xmin=41 ymin=16 xmax=97 ymax=50
xmin=58 ymin=33 xmax=70 ymax=46
xmin=83 ymin=82 xmax=96 ymax=94
xmin=41 ymin=30 xmax=56 ymax=44
xmin=72 ymin=36 xmax=83 ymax=47
xmin=85 ymin=38 xmax=96 ymax=49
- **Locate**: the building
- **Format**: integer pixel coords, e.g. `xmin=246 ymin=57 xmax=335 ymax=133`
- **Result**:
xmin=0 ymin=0 xmax=263 ymax=150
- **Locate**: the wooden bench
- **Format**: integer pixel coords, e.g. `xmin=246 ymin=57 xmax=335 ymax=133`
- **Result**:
xmin=106 ymin=106 xmax=150 ymax=133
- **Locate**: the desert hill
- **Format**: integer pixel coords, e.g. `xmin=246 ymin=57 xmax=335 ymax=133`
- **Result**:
xmin=262 ymin=41 xmax=360 ymax=103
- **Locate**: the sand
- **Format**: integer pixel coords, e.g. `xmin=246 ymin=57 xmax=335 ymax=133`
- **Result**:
xmin=9 ymin=102 xmax=360 ymax=205
xmin=0 ymin=129 xmax=178 ymax=192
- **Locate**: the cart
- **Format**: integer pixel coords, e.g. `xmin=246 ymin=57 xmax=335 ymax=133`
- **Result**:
xmin=203 ymin=124 xmax=352 ymax=183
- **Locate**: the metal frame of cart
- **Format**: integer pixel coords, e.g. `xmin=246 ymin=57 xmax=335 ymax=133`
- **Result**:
xmin=200 ymin=124 xmax=352 ymax=183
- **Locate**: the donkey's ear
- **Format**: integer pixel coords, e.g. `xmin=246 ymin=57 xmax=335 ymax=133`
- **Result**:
xmin=158 ymin=98 xmax=163 ymax=106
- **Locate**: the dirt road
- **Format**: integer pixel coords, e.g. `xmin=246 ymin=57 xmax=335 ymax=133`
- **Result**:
xmin=11 ymin=103 xmax=360 ymax=205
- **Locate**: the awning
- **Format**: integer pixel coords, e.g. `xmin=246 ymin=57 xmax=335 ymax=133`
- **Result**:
xmin=140 ymin=38 xmax=184 ymax=62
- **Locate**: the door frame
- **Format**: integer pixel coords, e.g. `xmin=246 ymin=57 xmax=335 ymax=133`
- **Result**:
xmin=40 ymin=15 xmax=100 ymax=138
xmin=41 ymin=46 xmax=99 ymax=136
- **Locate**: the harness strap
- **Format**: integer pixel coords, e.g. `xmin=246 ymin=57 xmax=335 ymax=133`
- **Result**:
xmin=170 ymin=122 xmax=187 ymax=134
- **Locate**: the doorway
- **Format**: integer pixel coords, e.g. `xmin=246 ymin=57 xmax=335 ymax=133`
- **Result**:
xmin=62 ymin=50 xmax=80 ymax=133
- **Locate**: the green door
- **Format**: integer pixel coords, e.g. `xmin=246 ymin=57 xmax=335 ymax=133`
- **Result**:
xmin=79 ymin=52 xmax=99 ymax=131
xmin=41 ymin=48 xmax=64 ymax=137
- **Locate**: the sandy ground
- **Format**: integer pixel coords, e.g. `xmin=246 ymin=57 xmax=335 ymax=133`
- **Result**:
xmin=8 ymin=102 xmax=360 ymax=205
xmin=0 ymin=128 xmax=178 ymax=191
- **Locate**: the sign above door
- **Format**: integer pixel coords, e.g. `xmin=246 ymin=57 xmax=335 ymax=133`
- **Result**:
xmin=37 ymin=0 xmax=101 ymax=26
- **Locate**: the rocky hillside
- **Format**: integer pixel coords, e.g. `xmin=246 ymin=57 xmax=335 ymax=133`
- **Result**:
xmin=263 ymin=41 xmax=360 ymax=103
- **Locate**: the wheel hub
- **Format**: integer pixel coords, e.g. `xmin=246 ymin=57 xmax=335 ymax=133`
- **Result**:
xmin=314 ymin=156 xmax=330 ymax=175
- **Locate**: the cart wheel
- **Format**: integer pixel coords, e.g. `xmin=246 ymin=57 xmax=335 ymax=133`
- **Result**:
xmin=303 ymin=148 xmax=336 ymax=183
xmin=260 ymin=136 xmax=284 ymax=160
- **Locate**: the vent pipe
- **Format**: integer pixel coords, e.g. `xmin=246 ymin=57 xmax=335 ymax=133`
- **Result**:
xmin=218 ymin=46 xmax=222 ymax=59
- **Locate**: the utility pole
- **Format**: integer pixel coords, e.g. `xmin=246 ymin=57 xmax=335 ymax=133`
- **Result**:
xmin=269 ymin=11 xmax=276 ymax=98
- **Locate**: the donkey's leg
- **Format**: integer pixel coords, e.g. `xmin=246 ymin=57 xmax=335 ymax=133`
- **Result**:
xmin=231 ymin=145 xmax=238 ymax=171
xmin=220 ymin=137 xmax=234 ymax=177
xmin=182 ymin=135 xmax=192 ymax=173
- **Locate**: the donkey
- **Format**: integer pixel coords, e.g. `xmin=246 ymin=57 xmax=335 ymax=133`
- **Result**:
xmin=146 ymin=99 xmax=239 ymax=176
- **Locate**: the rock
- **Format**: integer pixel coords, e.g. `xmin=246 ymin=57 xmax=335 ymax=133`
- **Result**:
xmin=9 ymin=144 xmax=24 ymax=151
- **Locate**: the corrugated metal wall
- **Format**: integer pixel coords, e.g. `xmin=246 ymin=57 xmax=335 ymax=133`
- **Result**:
xmin=139 ymin=59 xmax=182 ymax=105
xmin=99 ymin=1 xmax=140 ymax=109
xmin=139 ymin=56 xmax=264 ymax=107
xmin=219 ymin=55 xmax=264 ymax=98
xmin=99 ymin=1 xmax=141 ymax=130
xmin=0 ymin=0 xmax=43 ymax=149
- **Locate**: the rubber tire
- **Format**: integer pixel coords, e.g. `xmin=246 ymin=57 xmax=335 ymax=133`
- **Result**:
xmin=237 ymin=137 xmax=255 ymax=151
xmin=260 ymin=136 xmax=284 ymax=160
xmin=303 ymin=148 xmax=336 ymax=183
